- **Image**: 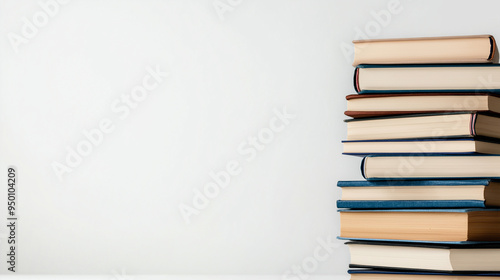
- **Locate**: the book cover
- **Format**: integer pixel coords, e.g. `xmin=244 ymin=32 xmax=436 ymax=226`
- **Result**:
xmin=337 ymin=200 xmax=488 ymax=209
xmin=337 ymin=179 xmax=495 ymax=187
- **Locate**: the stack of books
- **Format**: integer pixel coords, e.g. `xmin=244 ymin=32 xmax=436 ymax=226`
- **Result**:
xmin=339 ymin=35 xmax=500 ymax=280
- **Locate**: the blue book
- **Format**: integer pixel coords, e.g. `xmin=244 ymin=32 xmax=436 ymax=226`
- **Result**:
xmin=338 ymin=200 xmax=489 ymax=209
xmin=337 ymin=179 xmax=495 ymax=187
xmin=345 ymin=241 xmax=500 ymax=272
xmin=360 ymin=154 xmax=500 ymax=180
xmin=337 ymin=236 xmax=500 ymax=245
xmin=336 ymin=179 xmax=500 ymax=209
xmin=339 ymin=209 xmax=500 ymax=242
xmin=349 ymin=270 xmax=500 ymax=277
xmin=354 ymin=64 xmax=500 ymax=94
xmin=347 ymin=269 xmax=500 ymax=280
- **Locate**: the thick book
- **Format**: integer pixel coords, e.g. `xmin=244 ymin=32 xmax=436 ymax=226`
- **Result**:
xmin=349 ymin=269 xmax=500 ymax=279
xmin=343 ymin=138 xmax=500 ymax=156
xmin=345 ymin=112 xmax=500 ymax=141
xmin=347 ymin=241 xmax=500 ymax=272
xmin=361 ymin=155 xmax=500 ymax=180
xmin=336 ymin=179 xmax=500 ymax=209
xmin=353 ymin=64 xmax=500 ymax=94
xmin=339 ymin=209 xmax=500 ymax=242
xmin=352 ymin=35 xmax=497 ymax=66
xmin=345 ymin=93 xmax=500 ymax=118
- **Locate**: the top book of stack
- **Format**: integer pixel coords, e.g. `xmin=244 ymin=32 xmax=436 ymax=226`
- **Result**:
xmin=352 ymin=35 xmax=497 ymax=66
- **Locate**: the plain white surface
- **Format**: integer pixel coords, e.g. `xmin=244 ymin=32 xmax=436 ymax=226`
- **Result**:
xmin=0 ymin=0 xmax=497 ymax=277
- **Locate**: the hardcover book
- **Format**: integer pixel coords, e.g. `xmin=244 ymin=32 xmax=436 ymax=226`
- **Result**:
xmin=342 ymin=138 xmax=500 ymax=156
xmin=354 ymin=64 xmax=500 ymax=94
xmin=347 ymin=241 xmax=500 ymax=272
xmin=349 ymin=270 xmax=500 ymax=280
xmin=345 ymin=93 xmax=500 ymax=118
xmin=361 ymin=155 xmax=500 ymax=180
xmin=337 ymin=179 xmax=500 ymax=209
xmin=345 ymin=112 xmax=500 ymax=141
xmin=339 ymin=209 xmax=500 ymax=242
xmin=353 ymin=35 xmax=497 ymax=66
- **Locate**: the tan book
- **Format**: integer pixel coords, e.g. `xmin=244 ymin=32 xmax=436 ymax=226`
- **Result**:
xmin=353 ymin=35 xmax=497 ymax=66
xmin=345 ymin=112 xmax=500 ymax=141
xmin=342 ymin=138 xmax=500 ymax=155
xmin=347 ymin=242 xmax=500 ymax=272
xmin=339 ymin=209 xmax=500 ymax=242
xmin=345 ymin=93 xmax=500 ymax=118
xmin=361 ymin=155 xmax=500 ymax=180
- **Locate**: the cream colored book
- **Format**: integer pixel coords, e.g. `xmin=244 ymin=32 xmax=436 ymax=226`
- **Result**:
xmin=346 ymin=112 xmax=500 ymax=141
xmin=347 ymin=241 xmax=500 ymax=272
xmin=362 ymin=155 xmax=500 ymax=179
xmin=342 ymin=138 xmax=500 ymax=155
xmin=354 ymin=64 xmax=500 ymax=94
xmin=345 ymin=93 xmax=500 ymax=118
xmin=353 ymin=35 xmax=497 ymax=66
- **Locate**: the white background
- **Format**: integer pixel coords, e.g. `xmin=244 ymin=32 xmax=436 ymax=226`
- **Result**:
xmin=0 ymin=0 xmax=498 ymax=278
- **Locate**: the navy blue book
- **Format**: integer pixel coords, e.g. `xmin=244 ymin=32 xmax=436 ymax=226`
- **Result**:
xmin=346 ymin=241 xmax=500 ymax=272
xmin=336 ymin=179 xmax=500 ymax=209
xmin=337 ymin=236 xmax=500 ymax=245
xmin=339 ymin=209 xmax=500 ymax=242
xmin=349 ymin=270 xmax=500 ymax=278
xmin=354 ymin=64 xmax=500 ymax=94
xmin=361 ymin=154 xmax=500 ymax=180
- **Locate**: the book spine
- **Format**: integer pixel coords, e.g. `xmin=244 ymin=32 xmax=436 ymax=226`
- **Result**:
xmin=489 ymin=35 xmax=496 ymax=61
xmin=353 ymin=67 xmax=360 ymax=93
xmin=336 ymin=200 xmax=487 ymax=209
xmin=337 ymin=179 xmax=491 ymax=187
xmin=360 ymin=156 xmax=367 ymax=179
xmin=471 ymin=113 xmax=477 ymax=136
